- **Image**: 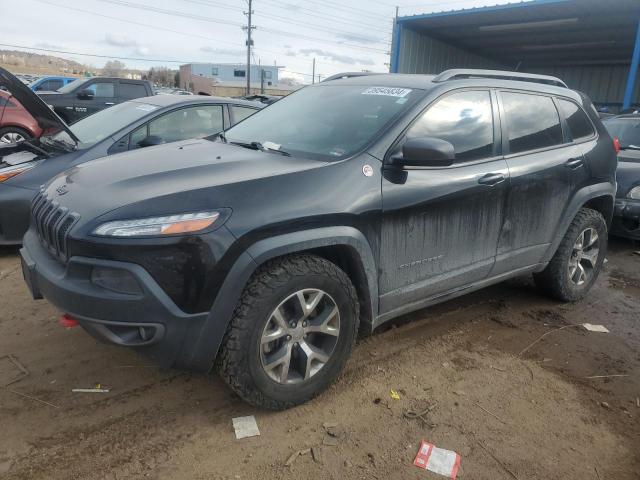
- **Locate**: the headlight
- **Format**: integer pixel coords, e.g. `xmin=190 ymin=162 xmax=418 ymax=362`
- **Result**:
xmin=0 ymin=162 xmax=38 ymax=182
xmin=628 ymin=186 xmax=640 ymax=200
xmin=93 ymin=211 xmax=220 ymax=237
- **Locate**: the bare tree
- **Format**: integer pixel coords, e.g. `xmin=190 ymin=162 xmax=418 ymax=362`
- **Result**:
xmin=102 ymin=60 xmax=126 ymax=76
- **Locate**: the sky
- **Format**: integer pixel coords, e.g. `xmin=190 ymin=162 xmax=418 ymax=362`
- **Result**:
xmin=2 ymin=0 xmax=507 ymax=83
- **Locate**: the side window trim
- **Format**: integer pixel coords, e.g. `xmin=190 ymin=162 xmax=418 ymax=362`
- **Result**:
xmin=386 ymin=87 xmax=500 ymax=168
xmin=551 ymin=96 xmax=571 ymax=144
xmin=497 ymin=89 xmax=566 ymax=158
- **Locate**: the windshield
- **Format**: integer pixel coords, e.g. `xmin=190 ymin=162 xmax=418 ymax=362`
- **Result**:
xmin=603 ymin=118 xmax=640 ymax=149
xmin=57 ymin=77 xmax=90 ymax=94
xmin=51 ymin=101 xmax=160 ymax=146
xmin=225 ymin=85 xmax=424 ymax=161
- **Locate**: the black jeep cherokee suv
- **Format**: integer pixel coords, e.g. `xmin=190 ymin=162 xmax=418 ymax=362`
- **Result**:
xmin=20 ymin=69 xmax=617 ymax=409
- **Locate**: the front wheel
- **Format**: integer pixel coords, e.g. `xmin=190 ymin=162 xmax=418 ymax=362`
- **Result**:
xmin=217 ymin=254 xmax=359 ymax=410
xmin=534 ymin=207 xmax=607 ymax=302
xmin=0 ymin=127 xmax=29 ymax=144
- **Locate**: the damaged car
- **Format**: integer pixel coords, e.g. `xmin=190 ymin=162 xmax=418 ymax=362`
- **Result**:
xmin=20 ymin=69 xmax=617 ymax=409
xmin=0 ymin=67 xmax=262 ymax=245
xmin=602 ymin=113 xmax=640 ymax=239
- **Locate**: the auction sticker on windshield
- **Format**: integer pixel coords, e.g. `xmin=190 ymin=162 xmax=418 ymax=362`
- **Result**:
xmin=362 ymin=87 xmax=412 ymax=97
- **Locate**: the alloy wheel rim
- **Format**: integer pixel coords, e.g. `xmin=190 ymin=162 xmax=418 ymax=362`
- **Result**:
xmin=0 ymin=132 xmax=25 ymax=144
xmin=260 ymin=288 xmax=340 ymax=384
xmin=568 ymin=227 xmax=600 ymax=286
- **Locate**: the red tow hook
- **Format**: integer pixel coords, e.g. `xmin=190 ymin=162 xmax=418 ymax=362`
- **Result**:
xmin=58 ymin=314 xmax=79 ymax=328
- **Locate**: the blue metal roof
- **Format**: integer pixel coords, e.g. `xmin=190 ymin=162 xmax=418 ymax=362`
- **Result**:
xmin=397 ymin=0 xmax=571 ymax=24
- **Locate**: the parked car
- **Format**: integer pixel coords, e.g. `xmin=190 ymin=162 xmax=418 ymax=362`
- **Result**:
xmin=602 ymin=114 xmax=640 ymax=239
xmin=0 ymin=90 xmax=42 ymax=143
xmin=29 ymin=76 xmax=77 ymax=92
xmin=20 ymin=69 xmax=616 ymax=409
xmin=37 ymin=76 xmax=154 ymax=123
xmin=0 ymin=67 xmax=263 ymax=244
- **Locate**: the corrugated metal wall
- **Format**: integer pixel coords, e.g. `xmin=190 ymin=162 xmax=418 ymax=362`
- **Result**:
xmin=397 ymin=26 xmax=503 ymax=74
xmin=395 ymin=27 xmax=640 ymax=107
xmin=526 ymin=65 xmax=640 ymax=106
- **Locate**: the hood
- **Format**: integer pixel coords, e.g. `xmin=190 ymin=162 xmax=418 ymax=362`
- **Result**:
xmin=0 ymin=67 xmax=79 ymax=143
xmin=44 ymin=139 xmax=325 ymax=220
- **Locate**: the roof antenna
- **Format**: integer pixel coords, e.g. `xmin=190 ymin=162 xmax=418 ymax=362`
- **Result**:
xmin=514 ymin=61 xmax=522 ymax=72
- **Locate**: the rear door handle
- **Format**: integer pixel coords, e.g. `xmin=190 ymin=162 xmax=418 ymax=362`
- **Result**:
xmin=477 ymin=172 xmax=506 ymax=186
xmin=105 ymin=102 xmax=115 ymax=106
xmin=565 ymin=157 xmax=584 ymax=169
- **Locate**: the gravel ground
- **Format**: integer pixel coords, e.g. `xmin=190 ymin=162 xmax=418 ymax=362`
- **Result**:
xmin=0 ymin=237 xmax=638 ymax=479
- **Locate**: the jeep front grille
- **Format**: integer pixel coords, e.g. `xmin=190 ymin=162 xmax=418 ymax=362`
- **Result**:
xmin=31 ymin=191 xmax=79 ymax=261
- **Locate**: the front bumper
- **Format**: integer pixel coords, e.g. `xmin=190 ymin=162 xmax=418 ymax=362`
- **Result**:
xmin=611 ymin=198 xmax=640 ymax=240
xmin=20 ymin=229 xmax=209 ymax=369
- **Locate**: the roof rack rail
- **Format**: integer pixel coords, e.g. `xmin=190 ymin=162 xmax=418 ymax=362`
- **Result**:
xmin=432 ymin=69 xmax=567 ymax=88
xmin=322 ymin=72 xmax=380 ymax=82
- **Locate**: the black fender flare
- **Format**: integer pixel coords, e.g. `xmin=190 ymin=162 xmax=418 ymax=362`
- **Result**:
xmin=184 ymin=226 xmax=378 ymax=372
xmin=541 ymin=181 xmax=615 ymax=264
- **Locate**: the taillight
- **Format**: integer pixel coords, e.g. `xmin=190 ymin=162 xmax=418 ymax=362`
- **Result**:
xmin=613 ymin=137 xmax=621 ymax=154
xmin=0 ymin=162 xmax=37 ymax=182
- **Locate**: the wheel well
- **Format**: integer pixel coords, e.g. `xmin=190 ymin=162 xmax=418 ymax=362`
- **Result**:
xmin=309 ymin=245 xmax=373 ymax=335
xmin=583 ymin=195 xmax=614 ymax=226
xmin=268 ymin=245 xmax=374 ymax=335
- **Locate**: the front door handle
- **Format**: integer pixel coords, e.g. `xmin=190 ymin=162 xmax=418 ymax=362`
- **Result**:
xmin=105 ymin=102 xmax=115 ymax=106
xmin=565 ymin=157 xmax=584 ymax=169
xmin=477 ymin=173 xmax=506 ymax=186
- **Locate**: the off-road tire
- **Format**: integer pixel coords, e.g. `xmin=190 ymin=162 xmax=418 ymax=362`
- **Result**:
xmin=534 ymin=208 xmax=607 ymax=302
xmin=217 ymin=254 xmax=359 ymax=410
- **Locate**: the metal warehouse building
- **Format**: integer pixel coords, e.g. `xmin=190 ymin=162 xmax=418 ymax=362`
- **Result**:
xmin=390 ymin=0 xmax=640 ymax=111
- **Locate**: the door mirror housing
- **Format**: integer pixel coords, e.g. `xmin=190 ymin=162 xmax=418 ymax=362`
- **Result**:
xmin=76 ymin=89 xmax=94 ymax=100
xmin=390 ymin=137 xmax=455 ymax=168
xmin=137 ymin=135 xmax=165 ymax=148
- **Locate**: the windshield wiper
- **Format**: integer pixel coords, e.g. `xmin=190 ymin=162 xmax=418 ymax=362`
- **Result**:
xmin=228 ymin=140 xmax=291 ymax=156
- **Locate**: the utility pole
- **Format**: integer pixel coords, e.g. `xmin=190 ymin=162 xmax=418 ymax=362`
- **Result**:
xmin=312 ymin=58 xmax=316 ymax=84
xmin=243 ymin=0 xmax=255 ymax=95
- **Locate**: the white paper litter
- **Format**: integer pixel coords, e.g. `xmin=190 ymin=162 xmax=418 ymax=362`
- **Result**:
xmin=232 ymin=415 xmax=260 ymax=439
xmin=583 ymin=323 xmax=610 ymax=333
xmin=72 ymin=388 xmax=110 ymax=393
xmin=414 ymin=440 xmax=461 ymax=479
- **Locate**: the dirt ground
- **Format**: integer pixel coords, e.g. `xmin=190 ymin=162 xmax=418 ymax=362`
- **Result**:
xmin=1 ymin=238 xmax=639 ymax=480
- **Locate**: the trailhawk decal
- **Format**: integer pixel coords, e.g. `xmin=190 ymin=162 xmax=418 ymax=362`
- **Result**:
xmin=362 ymin=87 xmax=412 ymax=97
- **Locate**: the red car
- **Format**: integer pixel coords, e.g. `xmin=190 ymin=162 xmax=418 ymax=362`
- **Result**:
xmin=0 ymin=90 xmax=42 ymax=144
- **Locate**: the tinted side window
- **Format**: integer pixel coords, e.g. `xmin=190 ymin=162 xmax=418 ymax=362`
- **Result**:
xmin=87 ymin=82 xmax=115 ymax=98
xmin=501 ymin=92 xmax=563 ymax=154
xmin=558 ymin=99 xmax=594 ymax=141
xmin=120 ymin=83 xmax=148 ymax=99
xmin=407 ymin=90 xmax=494 ymax=162
xmin=143 ymin=105 xmax=224 ymax=144
xmin=232 ymin=106 xmax=257 ymax=124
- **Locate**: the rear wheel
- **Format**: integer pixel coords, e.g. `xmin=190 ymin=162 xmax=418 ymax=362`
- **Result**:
xmin=217 ymin=254 xmax=359 ymax=409
xmin=0 ymin=127 xmax=29 ymax=144
xmin=534 ymin=208 xmax=607 ymax=302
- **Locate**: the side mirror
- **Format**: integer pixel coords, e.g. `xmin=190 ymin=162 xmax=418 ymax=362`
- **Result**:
xmin=76 ymin=89 xmax=94 ymax=100
xmin=137 ymin=135 xmax=165 ymax=148
xmin=390 ymin=137 xmax=455 ymax=168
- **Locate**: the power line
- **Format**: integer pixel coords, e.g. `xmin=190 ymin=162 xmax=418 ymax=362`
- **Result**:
xmin=299 ymin=0 xmax=393 ymax=21
xmin=90 ymin=0 xmax=387 ymax=53
xmin=0 ymin=43 xmax=201 ymax=64
xmin=33 ymin=0 xmax=376 ymax=72
xmin=256 ymin=0 xmax=392 ymax=32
